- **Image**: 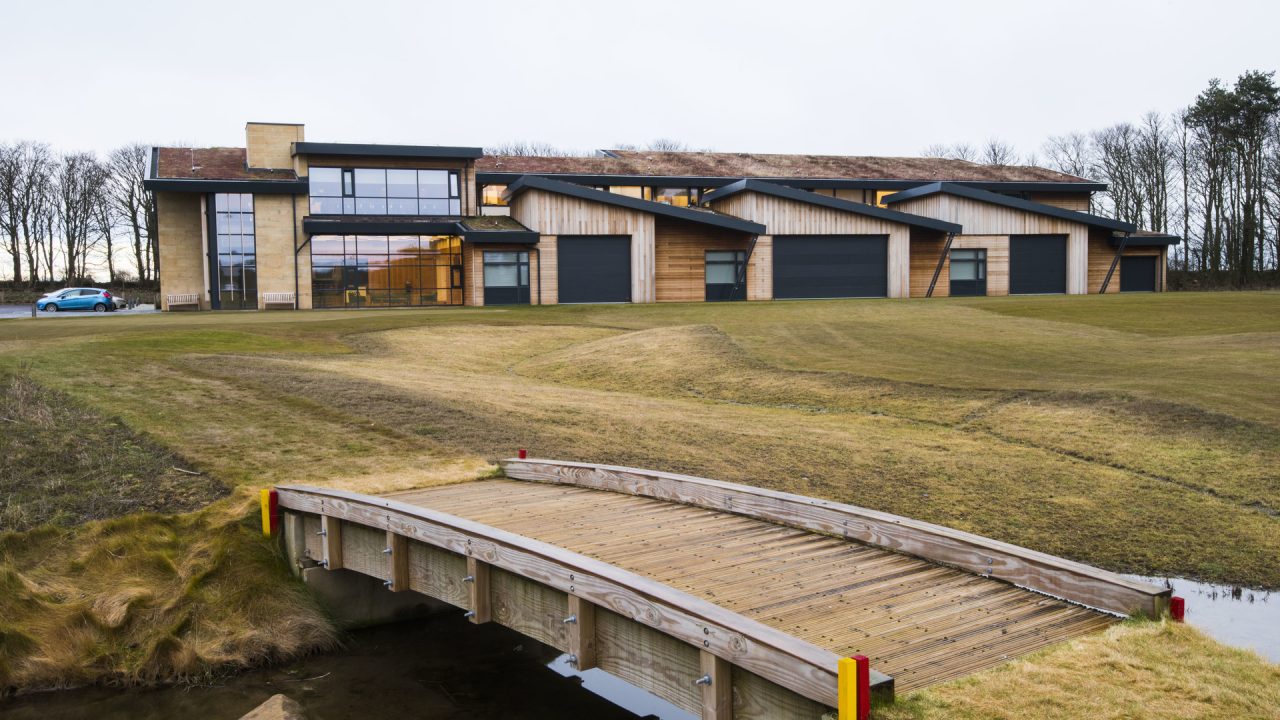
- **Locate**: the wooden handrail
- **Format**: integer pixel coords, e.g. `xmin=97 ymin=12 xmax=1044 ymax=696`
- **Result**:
xmin=275 ymin=484 xmax=892 ymax=706
xmin=500 ymin=459 xmax=1171 ymax=617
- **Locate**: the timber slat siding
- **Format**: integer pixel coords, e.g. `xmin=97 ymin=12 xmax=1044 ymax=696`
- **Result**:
xmin=892 ymin=194 xmax=1089 ymax=295
xmin=509 ymin=189 xmax=655 ymax=302
xmin=654 ymin=217 xmax=751 ymax=303
xmin=707 ymin=191 xmax=911 ymax=298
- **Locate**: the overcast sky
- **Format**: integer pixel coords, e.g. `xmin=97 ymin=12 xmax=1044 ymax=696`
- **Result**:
xmin=2 ymin=0 xmax=1277 ymax=159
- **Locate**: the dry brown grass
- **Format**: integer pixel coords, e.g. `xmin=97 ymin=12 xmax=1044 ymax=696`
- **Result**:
xmin=876 ymin=621 xmax=1280 ymax=720
xmin=0 ymin=292 xmax=1275 ymax=710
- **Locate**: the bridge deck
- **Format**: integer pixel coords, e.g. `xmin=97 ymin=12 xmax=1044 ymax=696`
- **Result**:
xmin=387 ymin=478 xmax=1116 ymax=692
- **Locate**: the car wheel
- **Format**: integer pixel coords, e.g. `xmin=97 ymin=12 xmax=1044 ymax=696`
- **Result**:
xmin=44 ymin=304 xmax=58 ymax=312
xmin=93 ymin=303 xmax=107 ymax=312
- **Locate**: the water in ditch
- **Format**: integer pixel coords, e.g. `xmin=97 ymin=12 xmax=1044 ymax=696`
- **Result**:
xmin=0 ymin=612 xmax=693 ymax=720
xmin=1 ymin=575 xmax=1273 ymax=720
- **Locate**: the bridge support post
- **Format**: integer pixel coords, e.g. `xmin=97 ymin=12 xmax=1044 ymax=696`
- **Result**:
xmin=566 ymin=596 xmax=597 ymax=671
xmin=699 ymin=649 xmax=732 ymax=720
xmin=466 ymin=556 xmax=491 ymax=624
xmin=321 ymin=515 xmax=343 ymax=571
xmin=386 ymin=530 xmax=409 ymax=592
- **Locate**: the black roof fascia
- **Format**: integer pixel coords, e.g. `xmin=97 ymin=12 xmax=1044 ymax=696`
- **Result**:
xmin=294 ymin=142 xmax=483 ymax=160
xmin=144 ymin=178 xmax=309 ymax=194
xmin=302 ymin=217 xmax=463 ymax=235
xmin=476 ymin=171 xmax=1105 ymax=194
xmin=504 ymin=176 xmax=767 ymax=234
xmin=1110 ymin=233 xmax=1181 ymax=247
xmin=701 ymin=179 xmax=962 ymax=233
xmin=463 ymin=230 xmax=541 ymax=244
xmin=885 ymin=182 xmax=1137 ymax=233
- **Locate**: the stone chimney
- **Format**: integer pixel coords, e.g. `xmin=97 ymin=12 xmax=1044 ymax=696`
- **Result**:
xmin=245 ymin=122 xmax=305 ymax=170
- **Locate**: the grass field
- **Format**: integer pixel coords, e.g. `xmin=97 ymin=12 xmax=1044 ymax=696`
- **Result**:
xmin=0 ymin=291 xmax=1276 ymax=717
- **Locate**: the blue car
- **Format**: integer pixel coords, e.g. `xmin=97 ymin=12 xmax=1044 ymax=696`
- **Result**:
xmin=36 ymin=287 xmax=116 ymax=313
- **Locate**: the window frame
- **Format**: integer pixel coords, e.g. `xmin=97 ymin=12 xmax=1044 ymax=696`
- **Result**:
xmin=309 ymin=166 xmax=463 ymax=217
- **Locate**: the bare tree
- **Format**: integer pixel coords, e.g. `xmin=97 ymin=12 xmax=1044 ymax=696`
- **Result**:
xmin=921 ymin=142 xmax=978 ymax=162
xmin=484 ymin=141 xmax=575 ymax=157
xmin=54 ymin=152 xmax=106 ymax=281
xmin=981 ymin=138 xmax=1019 ymax=166
xmin=1042 ymin=133 xmax=1095 ymax=179
xmin=646 ymin=138 xmax=690 ymax=152
xmin=0 ymin=144 xmax=20 ymax=282
xmin=105 ymin=144 xmax=156 ymax=282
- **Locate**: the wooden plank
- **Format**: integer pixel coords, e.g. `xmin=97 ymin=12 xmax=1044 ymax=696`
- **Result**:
xmin=490 ymin=567 xmax=568 ymax=650
xmin=275 ymin=485 xmax=854 ymax=707
xmin=567 ymin=595 xmax=597 ymax=670
xmin=733 ymin=666 xmax=832 ymax=720
xmin=387 ymin=530 xmax=409 ymax=592
xmin=340 ymin=523 xmax=386 ymax=578
xmin=700 ymin=649 xmax=733 ymax=720
xmin=321 ymin=514 xmax=343 ymax=571
xmin=303 ymin=514 xmax=321 ymax=560
xmin=467 ymin=555 xmax=491 ymax=624
xmin=498 ymin=459 xmax=1169 ymax=617
xmin=596 ymin=606 xmax=702 ymax=715
xmin=407 ymin=541 xmax=469 ymax=608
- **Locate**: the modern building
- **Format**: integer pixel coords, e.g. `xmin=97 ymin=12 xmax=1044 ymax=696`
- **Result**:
xmin=144 ymin=122 xmax=1179 ymax=310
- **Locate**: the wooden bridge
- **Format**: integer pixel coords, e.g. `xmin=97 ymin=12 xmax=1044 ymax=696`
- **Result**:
xmin=274 ymin=459 xmax=1170 ymax=720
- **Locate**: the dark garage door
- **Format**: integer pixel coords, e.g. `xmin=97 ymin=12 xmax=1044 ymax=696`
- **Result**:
xmin=557 ymin=236 xmax=631 ymax=303
xmin=1009 ymin=235 xmax=1067 ymax=295
xmin=773 ymin=235 xmax=888 ymax=299
xmin=1119 ymin=255 xmax=1158 ymax=292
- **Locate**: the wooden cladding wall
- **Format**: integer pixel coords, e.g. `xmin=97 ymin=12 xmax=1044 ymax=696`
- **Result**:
xmin=747 ymin=236 xmax=773 ymax=301
xmin=1088 ymin=228 xmax=1120 ymax=294
xmin=909 ymin=229 xmax=949 ymax=298
xmin=1028 ymin=192 xmax=1091 ymax=212
xmin=708 ymin=191 xmax=910 ymax=298
xmin=654 ymin=217 xmax=751 ymax=302
xmin=510 ymin=189 xmax=655 ymax=302
xmin=894 ymin=194 xmax=1089 ymax=294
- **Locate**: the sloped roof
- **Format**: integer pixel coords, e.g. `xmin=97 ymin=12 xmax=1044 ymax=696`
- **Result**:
xmin=478 ymin=150 xmax=1094 ymax=185
xmin=154 ymin=147 xmax=298 ymax=181
xmin=702 ymin=179 xmax=962 ymax=234
xmin=505 ymin=176 xmax=766 ymax=234
xmin=884 ymin=182 xmax=1137 ymax=233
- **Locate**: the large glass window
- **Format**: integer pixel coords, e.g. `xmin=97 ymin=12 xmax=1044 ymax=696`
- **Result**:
xmin=705 ymin=250 xmax=747 ymax=301
xmin=651 ymin=187 xmax=711 ymax=206
xmin=310 ymin=234 xmax=463 ymax=308
xmin=482 ymin=251 xmax=530 ymax=305
xmin=213 ymin=193 xmax=257 ymax=309
xmin=309 ymin=167 xmax=462 ymax=216
xmin=949 ymin=248 xmax=987 ymax=297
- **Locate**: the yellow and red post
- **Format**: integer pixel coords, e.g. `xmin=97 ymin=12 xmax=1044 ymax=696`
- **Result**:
xmin=260 ymin=488 xmax=279 ymax=537
xmin=838 ymin=655 xmax=870 ymax=720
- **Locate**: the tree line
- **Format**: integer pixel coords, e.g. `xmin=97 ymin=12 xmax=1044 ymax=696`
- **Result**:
xmin=0 ymin=142 xmax=157 ymax=286
xmin=927 ymin=70 xmax=1280 ymax=284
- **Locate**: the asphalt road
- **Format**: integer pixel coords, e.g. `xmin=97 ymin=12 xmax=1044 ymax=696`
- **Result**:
xmin=0 ymin=303 xmax=158 ymax=319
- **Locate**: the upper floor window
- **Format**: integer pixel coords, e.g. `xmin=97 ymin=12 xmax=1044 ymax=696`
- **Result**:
xmin=309 ymin=167 xmax=461 ymax=216
xmin=480 ymin=183 xmax=508 ymax=207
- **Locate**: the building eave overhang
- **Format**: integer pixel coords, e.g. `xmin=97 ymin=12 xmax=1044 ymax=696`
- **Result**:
xmin=462 ymin=230 xmax=541 ymax=244
xmin=301 ymin=217 xmax=464 ymax=235
xmin=504 ymin=175 xmax=766 ymax=234
xmin=144 ymin=178 xmax=310 ymax=194
xmin=701 ymin=179 xmax=963 ymax=234
xmin=885 ymin=182 xmax=1137 ymax=233
xmin=293 ymin=142 xmax=483 ymax=160
xmin=1110 ymin=233 xmax=1182 ymax=247
xmin=477 ymin=171 xmax=1106 ymax=194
